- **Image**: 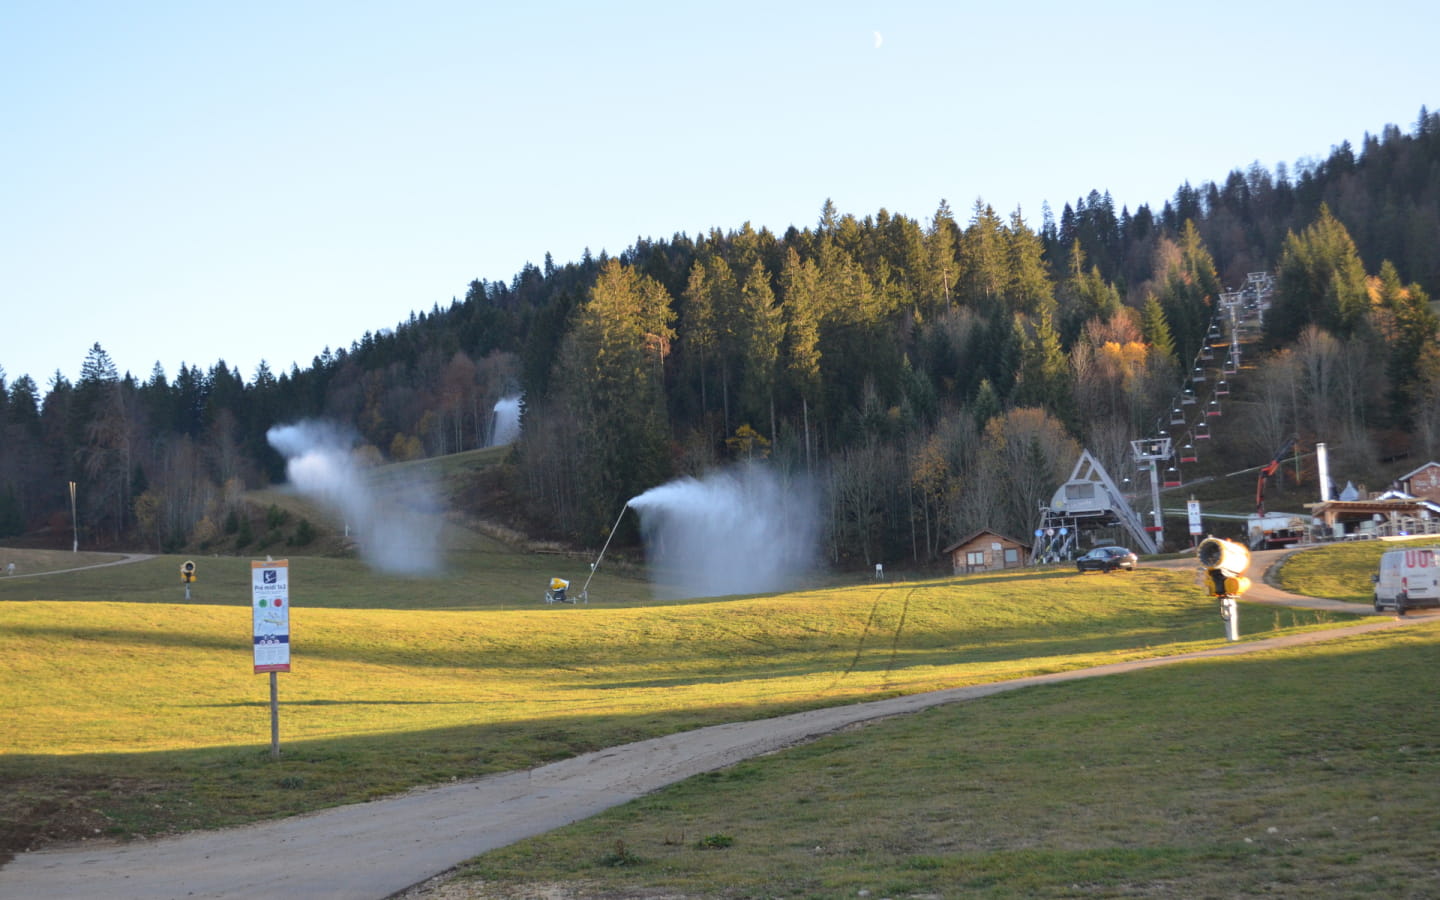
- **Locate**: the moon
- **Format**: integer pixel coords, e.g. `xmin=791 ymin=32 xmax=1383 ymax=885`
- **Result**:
xmin=873 ymin=31 xmax=883 ymax=49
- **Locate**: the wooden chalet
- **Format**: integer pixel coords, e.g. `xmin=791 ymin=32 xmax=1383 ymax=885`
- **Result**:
xmin=942 ymin=530 xmax=1031 ymax=575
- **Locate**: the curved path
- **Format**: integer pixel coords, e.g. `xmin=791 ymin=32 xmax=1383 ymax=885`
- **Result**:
xmin=0 ymin=553 xmax=1430 ymax=900
xmin=3 ymin=553 xmax=155 ymax=579
xmin=2 ymin=552 xmax=155 ymax=580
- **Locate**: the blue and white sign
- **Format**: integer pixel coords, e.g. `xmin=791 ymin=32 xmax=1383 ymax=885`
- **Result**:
xmin=252 ymin=559 xmax=291 ymax=673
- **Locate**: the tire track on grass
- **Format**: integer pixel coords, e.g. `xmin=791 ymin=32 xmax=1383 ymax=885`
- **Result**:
xmin=883 ymin=587 xmax=917 ymax=687
xmin=831 ymin=585 xmax=896 ymax=687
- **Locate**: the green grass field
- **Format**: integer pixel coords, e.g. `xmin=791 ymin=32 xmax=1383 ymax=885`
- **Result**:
xmin=2 ymin=510 xmax=1433 ymax=895
xmin=0 ymin=540 xmax=1361 ymax=856
xmin=1275 ymin=536 xmax=1440 ymax=604
xmin=457 ymin=621 xmax=1440 ymax=898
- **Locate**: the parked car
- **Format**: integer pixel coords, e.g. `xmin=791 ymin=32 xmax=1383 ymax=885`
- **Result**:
xmin=1076 ymin=546 xmax=1138 ymax=573
xmin=1372 ymin=546 xmax=1440 ymax=613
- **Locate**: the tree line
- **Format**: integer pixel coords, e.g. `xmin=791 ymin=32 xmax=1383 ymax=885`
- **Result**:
xmin=2 ymin=109 xmax=1438 ymax=565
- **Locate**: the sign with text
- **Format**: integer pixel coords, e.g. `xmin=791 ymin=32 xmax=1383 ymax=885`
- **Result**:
xmin=1187 ymin=500 xmax=1203 ymax=536
xmin=252 ymin=559 xmax=291 ymax=673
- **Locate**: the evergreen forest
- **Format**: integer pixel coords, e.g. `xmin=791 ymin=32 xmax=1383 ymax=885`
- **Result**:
xmin=3 ymin=110 xmax=1439 ymax=568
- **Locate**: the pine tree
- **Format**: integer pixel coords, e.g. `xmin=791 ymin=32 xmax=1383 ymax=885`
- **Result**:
xmin=736 ymin=263 xmax=784 ymax=438
xmin=1005 ymin=208 xmax=1055 ymax=317
xmin=1139 ymin=295 xmax=1178 ymax=367
xmin=1270 ymin=204 xmax=1370 ymax=346
xmin=565 ymin=260 xmax=676 ymax=537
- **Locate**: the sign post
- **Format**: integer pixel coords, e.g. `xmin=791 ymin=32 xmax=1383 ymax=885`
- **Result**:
xmin=1187 ymin=498 xmax=1203 ymax=547
xmin=252 ymin=559 xmax=290 ymax=759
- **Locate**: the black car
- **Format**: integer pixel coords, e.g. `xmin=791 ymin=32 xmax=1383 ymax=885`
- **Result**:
xmin=1076 ymin=546 xmax=1138 ymax=573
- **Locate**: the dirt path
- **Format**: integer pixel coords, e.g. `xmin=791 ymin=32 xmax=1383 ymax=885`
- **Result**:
xmin=0 ymin=555 xmax=1423 ymax=900
xmin=2 ymin=552 xmax=154 ymax=579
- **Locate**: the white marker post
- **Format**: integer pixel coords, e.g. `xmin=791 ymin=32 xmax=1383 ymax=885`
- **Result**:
xmin=252 ymin=559 xmax=291 ymax=759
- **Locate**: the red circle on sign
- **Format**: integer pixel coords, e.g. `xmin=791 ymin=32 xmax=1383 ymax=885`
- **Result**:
xmin=274 ymin=598 xmax=283 ymax=607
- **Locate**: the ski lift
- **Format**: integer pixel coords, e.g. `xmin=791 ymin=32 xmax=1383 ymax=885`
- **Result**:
xmin=1181 ymin=388 xmax=1197 ymax=405
xmin=1193 ymin=365 xmax=1207 ymax=382
xmin=1215 ymin=379 xmax=1229 ymax=397
xmin=1163 ymin=465 xmax=1181 ymax=488
xmin=1180 ymin=442 xmax=1198 ymax=463
xmin=1170 ymin=407 xmax=1185 ymax=425
xmin=1207 ymin=399 xmax=1222 ymax=418
xmin=1195 ymin=420 xmax=1211 ymax=440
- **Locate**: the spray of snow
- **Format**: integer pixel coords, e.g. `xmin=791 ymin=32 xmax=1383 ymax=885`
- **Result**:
xmin=488 ymin=396 xmax=521 ymax=446
xmin=266 ymin=420 xmax=444 ymax=575
xmin=628 ymin=463 xmax=820 ymax=600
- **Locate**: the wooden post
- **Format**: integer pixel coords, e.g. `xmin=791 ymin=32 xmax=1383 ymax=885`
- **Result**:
xmin=269 ymin=671 xmax=281 ymax=759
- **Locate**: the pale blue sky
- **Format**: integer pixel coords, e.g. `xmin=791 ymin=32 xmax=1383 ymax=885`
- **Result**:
xmin=3 ymin=1 xmax=1434 ymax=389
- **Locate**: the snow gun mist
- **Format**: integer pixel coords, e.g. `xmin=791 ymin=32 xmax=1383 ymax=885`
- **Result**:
xmin=627 ymin=464 xmax=819 ymax=600
xmin=266 ymin=421 xmax=444 ymax=576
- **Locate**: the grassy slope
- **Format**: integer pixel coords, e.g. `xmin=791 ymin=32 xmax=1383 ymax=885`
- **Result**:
xmin=458 ymin=622 xmax=1440 ymax=898
xmin=438 ymin=544 xmax=1440 ymax=898
xmin=0 ymin=555 xmax=1362 ymax=859
xmin=1276 ymin=537 xmax=1440 ymax=604
xmin=1 ymin=451 xmax=1427 ymax=892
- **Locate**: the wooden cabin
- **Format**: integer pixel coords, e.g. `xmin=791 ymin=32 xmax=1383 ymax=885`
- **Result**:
xmin=942 ymin=530 xmax=1031 ymax=575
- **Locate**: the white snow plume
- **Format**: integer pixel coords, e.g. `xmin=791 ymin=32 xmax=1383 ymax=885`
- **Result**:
xmin=628 ymin=463 xmax=820 ymax=600
xmin=488 ymin=396 xmax=521 ymax=446
xmin=266 ymin=420 xmax=444 ymax=575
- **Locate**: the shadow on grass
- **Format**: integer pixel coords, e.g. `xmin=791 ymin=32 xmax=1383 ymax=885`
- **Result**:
xmin=187 ymin=699 xmax=475 ymax=708
xmin=4 ymin=626 xmax=1435 ymax=866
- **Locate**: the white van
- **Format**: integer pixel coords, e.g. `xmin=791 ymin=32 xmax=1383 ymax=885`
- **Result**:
xmin=1372 ymin=546 xmax=1440 ymax=613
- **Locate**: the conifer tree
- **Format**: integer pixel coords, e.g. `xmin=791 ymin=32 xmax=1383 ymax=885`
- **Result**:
xmin=1270 ymin=204 xmax=1370 ymax=346
xmin=1139 ymin=295 xmax=1178 ymax=368
xmin=736 ymin=263 xmax=784 ymax=440
xmin=565 ymin=260 xmax=676 ymax=538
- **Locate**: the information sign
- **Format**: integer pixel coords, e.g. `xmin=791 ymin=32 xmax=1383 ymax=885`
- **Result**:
xmin=1187 ymin=500 xmax=1203 ymax=536
xmin=252 ymin=559 xmax=291 ymax=673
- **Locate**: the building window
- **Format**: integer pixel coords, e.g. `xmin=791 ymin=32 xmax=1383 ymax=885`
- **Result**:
xmin=1004 ymin=547 xmax=1019 ymax=565
xmin=966 ymin=550 xmax=985 ymax=571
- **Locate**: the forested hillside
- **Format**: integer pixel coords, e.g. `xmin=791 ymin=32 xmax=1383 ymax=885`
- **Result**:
xmin=3 ymin=109 xmax=1438 ymax=566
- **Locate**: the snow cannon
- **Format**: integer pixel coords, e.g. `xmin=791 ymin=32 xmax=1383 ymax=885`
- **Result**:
xmin=545 ymin=577 xmax=571 ymax=604
xmin=1198 ymin=535 xmax=1250 ymax=642
xmin=1197 ymin=537 xmax=1251 ymax=598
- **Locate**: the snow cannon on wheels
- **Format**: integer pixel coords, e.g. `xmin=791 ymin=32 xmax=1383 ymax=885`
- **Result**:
xmin=545 ymin=577 xmax=573 ymax=605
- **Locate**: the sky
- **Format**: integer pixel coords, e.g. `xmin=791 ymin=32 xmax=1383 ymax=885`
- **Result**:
xmin=3 ymin=0 xmax=1436 ymax=391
